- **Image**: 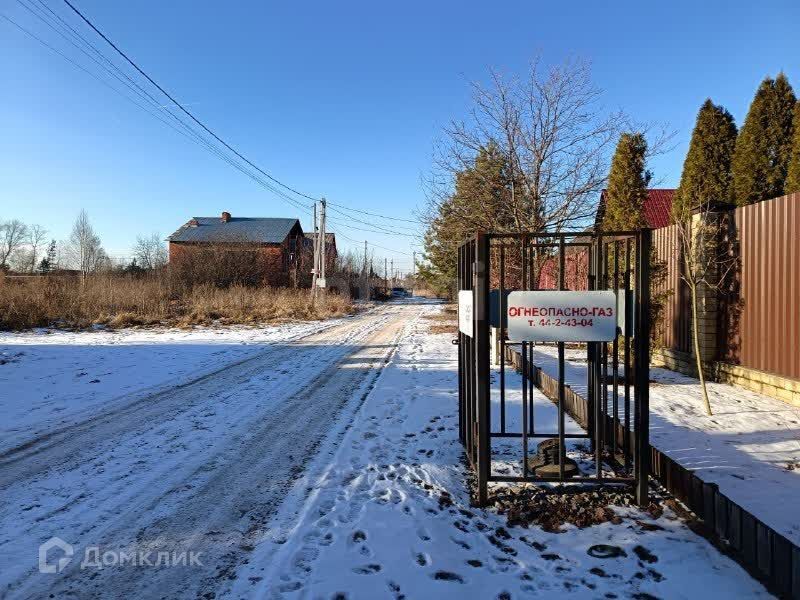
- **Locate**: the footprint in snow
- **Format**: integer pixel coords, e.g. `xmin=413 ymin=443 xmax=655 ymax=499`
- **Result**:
xmin=290 ymin=546 xmax=320 ymax=574
xmin=432 ymin=571 xmax=464 ymax=583
xmin=387 ymin=581 xmax=404 ymax=600
xmin=352 ymin=530 xmax=367 ymax=543
xmin=351 ymin=563 xmax=381 ymax=575
xmin=277 ymin=581 xmax=302 ymax=593
xmin=451 ymin=537 xmax=470 ymax=550
xmin=519 ymin=536 xmax=546 ymax=551
xmin=632 ymin=545 xmax=658 ymax=564
xmin=466 ymin=559 xmax=483 ymax=568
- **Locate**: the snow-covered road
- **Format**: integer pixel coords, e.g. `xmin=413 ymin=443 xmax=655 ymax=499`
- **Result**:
xmin=0 ymin=302 xmax=424 ymax=599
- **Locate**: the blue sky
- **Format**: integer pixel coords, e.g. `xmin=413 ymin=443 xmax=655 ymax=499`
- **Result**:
xmin=1 ymin=0 xmax=798 ymax=270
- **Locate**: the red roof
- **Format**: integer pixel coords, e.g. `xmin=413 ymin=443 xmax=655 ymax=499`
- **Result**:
xmin=595 ymin=188 xmax=675 ymax=229
xmin=642 ymin=189 xmax=675 ymax=229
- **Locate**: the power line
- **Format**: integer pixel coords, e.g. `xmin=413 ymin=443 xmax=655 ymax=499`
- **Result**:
xmin=13 ymin=0 xmax=207 ymax=143
xmin=325 ymin=201 xmax=424 ymax=225
xmin=61 ymin=0 xmax=432 ymax=232
xmin=3 ymin=8 xmax=316 ymax=221
xmin=21 ymin=27 xmax=407 ymax=258
xmin=62 ymin=0 xmax=320 ymax=204
xmin=0 ymin=13 xmax=202 ymax=147
xmin=324 ymin=211 xmax=421 ymax=239
xmin=333 ymin=230 xmax=413 ymax=257
xmin=17 ymin=0 xmax=416 ymax=259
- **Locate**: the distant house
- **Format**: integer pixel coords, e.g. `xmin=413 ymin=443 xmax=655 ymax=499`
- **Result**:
xmin=594 ymin=188 xmax=676 ymax=229
xmin=167 ymin=212 xmax=305 ymax=287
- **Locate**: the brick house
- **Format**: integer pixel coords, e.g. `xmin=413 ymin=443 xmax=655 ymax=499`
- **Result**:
xmin=168 ymin=212 xmax=306 ymax=287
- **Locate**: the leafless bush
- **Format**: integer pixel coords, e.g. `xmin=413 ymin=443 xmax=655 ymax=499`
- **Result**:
xmin=133 ymin=233 xmax=168 ymax=270
xmin=169 ymin=245 xmax=281 ymax=288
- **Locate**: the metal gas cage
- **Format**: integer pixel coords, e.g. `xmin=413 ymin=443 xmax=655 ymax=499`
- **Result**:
xmin=457 ymin=230 xmax=651 ymax=506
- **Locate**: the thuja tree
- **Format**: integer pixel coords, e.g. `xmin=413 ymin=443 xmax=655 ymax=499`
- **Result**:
xmin=786 ymin=102 xmax=800 ymax=194
xmin=603 ymin=133 xmax=650 ymax=230
xmin=672 ymin=99 xmax=737 ymax=220
xmin=732 ymin=73 xmax=796 ymax=206
xmin=601 ymin=133 xmax=671 ymax=352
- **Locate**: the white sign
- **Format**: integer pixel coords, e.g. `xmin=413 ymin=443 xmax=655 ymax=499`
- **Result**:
xmin=458 ymin=290 xmax=473 ymax=337
xmin=507 ymin=290 xmax=618 ymax=342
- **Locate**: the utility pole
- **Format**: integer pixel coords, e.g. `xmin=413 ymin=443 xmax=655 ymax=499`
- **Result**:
xmin=319 ymin=197 xmax=327 ymax=289
xmin=384 ymin=257 xmax=388 ymax=294
xmin=311 ymin=202 xmax=319 ymax=298
xmin=390 ymin=258 xmax=394 ymax=287
xmin=362 ymin=240 xmax=368 ymax=300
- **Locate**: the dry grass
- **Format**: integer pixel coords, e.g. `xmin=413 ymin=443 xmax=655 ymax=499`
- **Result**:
xmin=429 ymin=324 xmax=457 ymax=335
xmin=0 ymin=274 xmax=354 ymax=330
xmin=424 ymin=306 xmax=457 ymax=335
xmin=410 ymin=287 xmax=444 ymax=299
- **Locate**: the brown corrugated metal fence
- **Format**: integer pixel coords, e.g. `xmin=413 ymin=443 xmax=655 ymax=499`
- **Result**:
xmin=652 ymin=224 xmax=691 ymax=353
xmin=722 ymin=193 xmax=800 ymax=381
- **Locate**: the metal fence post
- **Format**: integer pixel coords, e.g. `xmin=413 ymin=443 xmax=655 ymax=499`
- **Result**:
xmin=475 ymin=232 xmax=491 ymax=506
xmin=635 ymin=228 xmax=651 ymax=506
xmin=457 ymin=243 xmax=464 ymax=445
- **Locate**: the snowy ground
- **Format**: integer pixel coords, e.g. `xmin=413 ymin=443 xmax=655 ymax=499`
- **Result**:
xmin=0 ymin=303 xmax=416 ymax=598
xmin=0 ymin=302 xmax=771 ymax=598
xmin=526 ymin=344 xmax=800 ymax=548
xmin=231 ymin=310 xmax=768 ymax=599
xmin=0 ymin=318 xmax=351 ymax=453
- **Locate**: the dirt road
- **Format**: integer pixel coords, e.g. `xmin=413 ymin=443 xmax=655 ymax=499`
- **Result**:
xmin=0 ymin=302 xmax=428 ymax=599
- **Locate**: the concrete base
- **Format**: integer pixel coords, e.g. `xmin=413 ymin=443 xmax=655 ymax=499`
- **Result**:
xmin=713 ymin=362 xmax=800 ymax=407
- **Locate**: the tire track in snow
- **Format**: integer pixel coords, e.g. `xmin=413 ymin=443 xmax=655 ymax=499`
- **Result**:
xmin=0 ymin=303 xmax=422 ymax=599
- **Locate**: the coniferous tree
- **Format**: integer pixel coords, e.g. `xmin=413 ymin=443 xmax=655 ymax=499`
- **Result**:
xmin=419 ymin=144 xmax=516 ymax=296
xmin=770 ymin=74 xmax=797 ymax=194
xmin=786 ymin=102 xmax=800 ymax=194
xmin=672 ymin=99 xmax=738 ymax=221
xmin=602 ymin=133 xmax=650 ymax=230
xmin=38 ymin=240 xmax=57 ymax=273
xmin=732 ymin=73 xmax=796 ymax=205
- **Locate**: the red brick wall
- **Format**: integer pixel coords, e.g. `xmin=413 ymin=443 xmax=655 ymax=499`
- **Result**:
xmin=169 ymin=242 xmax=294 ymax=287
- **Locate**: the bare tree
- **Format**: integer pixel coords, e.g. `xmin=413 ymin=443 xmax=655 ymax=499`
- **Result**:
xmin=133 ymin=233 xmax=168 ymax=270
xmin=66 ymin=210 xmax=106 ymax=279
xmin=677 ymin=202 xmax=736 ymax=415
xmin=26 ymin=224 xmax=48 ymax=273
xmin=427 ymin=57 xmax=673 ymax=233
xmin=0 ymin=219 xmax=28 ymax=270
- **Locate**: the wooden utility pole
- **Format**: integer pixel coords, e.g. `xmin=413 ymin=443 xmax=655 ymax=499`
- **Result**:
xmin=384 ymin=257 xmax=388 ymax=294
xmin=319 ymin=198 xmax=327 ymax=289
xmin=362 ymin=240 xmax=368 ymax=300
xmin=311 ymin=202 xmax=319 ymax=297
xmin=390 ymin=258 xmax=394 ymax=286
